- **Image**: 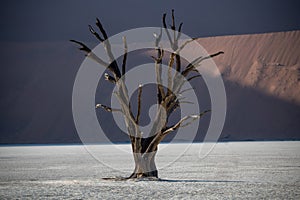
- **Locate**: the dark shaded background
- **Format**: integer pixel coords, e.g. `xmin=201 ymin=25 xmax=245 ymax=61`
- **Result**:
xmin=1 ymin=0 xmax=300 ymax=42
xmin=0 ymin=0 xmax=300 ymax=144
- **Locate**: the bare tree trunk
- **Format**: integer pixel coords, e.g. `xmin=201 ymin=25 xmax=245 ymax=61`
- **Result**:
xmin=128 ymin=135 xmax=158 ymax=178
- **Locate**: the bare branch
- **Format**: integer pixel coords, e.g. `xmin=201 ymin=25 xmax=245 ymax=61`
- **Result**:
xmin=122 ymin=36 xmax=128 ymax=77
xmin=174 ymin=39 xmax=194 ymax=73
xmin=181 ymin=57 xmax=202 ymax=76
xmin=113 ymin=92 xmax=141 ymax=138
xmin=162 ymin=110 xmax=211 ymax=135
xmin=166 ymin=96 xmax=179 ymax=114
xmin=175 ymin=54 xmax=181 ymax=72
xmin=89 ymin=52 xmax=110 ymax=67
xmin=96 ymin=18 xmax=108 ymax=40
xmin=168 ymin=50 xmax=212 ymax=117
xmin=182 ymin=51 xmax=224 ymax=76
xmin=96 ymin=104 xmax=122 ymax=112
xmin=166 ymin=96 xmax=194 ymax=116
xmin=136 ymin=84 xmax=143 ymax=124
xmin=69 ymin=40 xmax=91 ymax=53
xmin=88 ymin=25 xmax=104 ymax=42
xmin=70 ymin=40 xmax=112 ymax=69
xmin=171 ymin=9 xmax=177 ymax=49
xmin=197 ymin=51 xmax=224 ymax=63
xmin=104 ymin=73 xmax=116 ymax=84
xmin=171 ymin=9 xmax=176 ymax=30
xmin=154 ymin=48 xmax=165 ymax=103
xmin=175 ymin=39 xmax=194 ymax=54
xmin=173 ymin=39 xmax=195 ymax=75
xmin=71 ymin=18 xmax=124 ymax=79
xmin=167 ymin=53 xmax=175 ymax=96
xmin=95 ymin=18 xmax=121 ymax=79
xmin=153 ymin=28 xmax=162 ymax=48
xmin=170 ymin=9 xmax=179 ymax=51
xmin=162 ymin=13 xmax=173 ymax=48
xmin=151 ymin=48 xmax=164 ymax=62
xmin=176 ymin=22 xmax=183 ymax=41
xmin=144 ymin=109 xmax=210 ymax=154
xmin=178 ymin=22 xmax=183 ymax=32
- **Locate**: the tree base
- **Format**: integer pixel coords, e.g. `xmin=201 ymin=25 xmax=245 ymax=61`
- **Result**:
xmin=102 ymin=169 xmax=159 ymax=181
xmin=128 ymin=170 xmax=158 ymax=179
xmin=102 ymin=176 xmax=161 ymax=182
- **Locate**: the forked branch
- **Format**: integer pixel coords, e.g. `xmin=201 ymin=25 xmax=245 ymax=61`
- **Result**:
xmin=88 ymin=25 xmax=104 ymax=42
xmin=69 ymin=39 xmax=110 ymax=68
xmin=96 ymin=18 xmax=109 ymax=40
xmin=94 ymin=18 xmax=121 ymax=79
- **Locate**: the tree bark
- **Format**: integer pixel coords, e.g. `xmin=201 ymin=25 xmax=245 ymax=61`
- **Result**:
xmin=128 ymin=136 xmax=158 ymax=178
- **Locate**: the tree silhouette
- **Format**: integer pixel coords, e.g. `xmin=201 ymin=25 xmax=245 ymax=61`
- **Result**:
xmin=71 ymin=10 xmax=223 ymax=180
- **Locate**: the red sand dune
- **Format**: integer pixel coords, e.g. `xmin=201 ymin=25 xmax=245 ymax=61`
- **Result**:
xmin=197 ymin=30 xmax=300 ymax=105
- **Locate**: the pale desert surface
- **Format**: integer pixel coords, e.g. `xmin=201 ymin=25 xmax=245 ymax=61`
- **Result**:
xmin=0 ymin=142 xmax=299 ymax=199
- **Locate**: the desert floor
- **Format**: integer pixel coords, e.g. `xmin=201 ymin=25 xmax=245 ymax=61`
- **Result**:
xmin=0 ymin=142 xmax=299 ymax=199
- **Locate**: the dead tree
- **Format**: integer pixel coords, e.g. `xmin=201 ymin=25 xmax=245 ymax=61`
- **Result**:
xmin=71 ymin=10 xmax=223 ymax=180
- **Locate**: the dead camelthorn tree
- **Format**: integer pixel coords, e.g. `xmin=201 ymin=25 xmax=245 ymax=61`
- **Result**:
xmin=71 ymin=10 xmax=224 ymax=180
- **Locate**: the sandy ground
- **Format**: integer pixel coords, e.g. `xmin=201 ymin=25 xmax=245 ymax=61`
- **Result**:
xmin=0 ymin=142 xmax=299 ymax=199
